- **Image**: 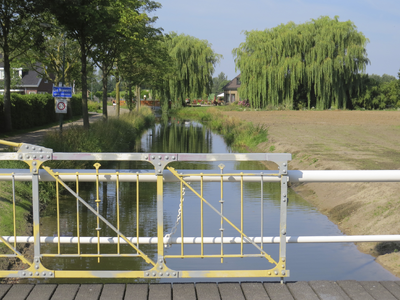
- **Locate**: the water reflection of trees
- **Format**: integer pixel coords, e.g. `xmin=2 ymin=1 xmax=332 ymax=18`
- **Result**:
xmin=139 ymin=121 xmax=214 ymax=170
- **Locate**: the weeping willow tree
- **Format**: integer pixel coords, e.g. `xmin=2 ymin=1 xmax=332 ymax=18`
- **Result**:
xmin=155 ymin=33 xmax=222 ymax=109
xmin=233 ymin=16 xmax=370 ymax=109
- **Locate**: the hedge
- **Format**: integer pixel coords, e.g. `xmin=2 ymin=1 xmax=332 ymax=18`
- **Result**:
xmin=0 ymin=93 xmax=83 ymax=133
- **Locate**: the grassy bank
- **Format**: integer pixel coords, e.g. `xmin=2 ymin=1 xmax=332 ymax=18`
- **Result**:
xmin=174 ymin=107 xmax=268 ymax=150
xmin=0 ymin=107 xmax=155 ymax=273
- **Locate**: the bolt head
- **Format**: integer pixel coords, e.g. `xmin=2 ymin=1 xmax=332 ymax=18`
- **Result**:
xmin=145 ymin=156 xmax=148 ymax=160
xmin=42 ymin=272 xmax=46 ymax=276
xmin=172 ymin=156 xmax=176 ymax=160
xmin=281 ymin=270 xmax=286 ymax=275
xmin=47 ymin=155 xmax=50 ymax=159
xmin=166 ymin=272 xmax=170 ymax=276
xmin=35 ymin=265 xmax=40 ymax=269
xmin=40 ymin=155 xmax=43 ymax=159
xmin=158 ymin=155 xmax=162 ymax=159
xmin=35 ymin=272 xmax=39 ymax=276
xmin=165 ymin=156 xmax=169 ymax=160
xmin=32 ymin=147 xmax=36 ymax=150
xmin=152 ymin=272 xmax=156 ymax=276
xmin=158 ymin=169 xmax=162 ymax=173
xmin=145 ymin=272 xmax=149 ymax=276
xmin=158 ymin=162 xmax=161 ymax=166
xmin=274 ymin=270 xmax=278 ymax=275
xmin=22 ymin=272 xmax=26 ymax=276
xmin=19 ymin=155 xmax=23 ymax=159
xmin=152 ymin=156 xmax=155 ymax=160
xmin=172 ymin=272 xmax=176 ymax=276
xmin=159 ymin=272 xmax=163 ymax=276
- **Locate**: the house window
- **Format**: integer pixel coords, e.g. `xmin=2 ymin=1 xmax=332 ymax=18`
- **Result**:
xmin=236 ymin=78 xmax=241 ymax=85
xmin=231 ymin=94 xmax=235 ymax=102
xmin=28 ymin=91 xmax=36 ymax=94
xmin=0 ymin=69 xmax=4 ymax=80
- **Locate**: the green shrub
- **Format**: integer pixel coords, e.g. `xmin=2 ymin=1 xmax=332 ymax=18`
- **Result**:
xmin=88 ymin=100 xmax=102 ymax=112
xmin=174 ymin=107 xmax=268 ymax=150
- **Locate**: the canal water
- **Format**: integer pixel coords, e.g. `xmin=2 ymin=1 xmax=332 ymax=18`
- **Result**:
xmin=38 ymin=120 xmax=399 ymax=283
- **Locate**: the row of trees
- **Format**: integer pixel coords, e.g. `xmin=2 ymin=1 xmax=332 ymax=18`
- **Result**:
xmin=1 ymin=0 xmax=222 ymax=132
xmin=353 ymin=73 xmax=400 ymax=110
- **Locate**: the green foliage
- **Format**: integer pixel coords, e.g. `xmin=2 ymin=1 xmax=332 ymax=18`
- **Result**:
xmin=368 ymin=74 xmax=397 ymax=84
xmin=0 ymin=93 xmax=83 ymax=133
xmin=174 ymin=107 xmax=268 ymax=150
xmin=352 ymin=74 xmax=400 ymax=109
xmin=87 ymin=100 xmax=102 ymax=112
xmin=233 ymin=16 xmax=370 ymax=110
xmin=69 ymin=94 xmax=83 ymax=118
xmin=42 ymin=106 xmax=155 ymax=154
xmin=212 ymin=72 xmax=229 ymax=94
xmin=154 ymin=33 xmax=222 ymax=108
xmin=0 ymin=94 xmax=55 ymax=132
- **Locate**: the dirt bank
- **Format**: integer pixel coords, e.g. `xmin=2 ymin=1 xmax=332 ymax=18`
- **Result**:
xmin=221 ymin=110 xmax=400 ymax=277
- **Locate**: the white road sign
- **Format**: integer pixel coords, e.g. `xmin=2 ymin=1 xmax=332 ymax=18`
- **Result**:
xmin=55 ymin=98 xmax=68 ymax=114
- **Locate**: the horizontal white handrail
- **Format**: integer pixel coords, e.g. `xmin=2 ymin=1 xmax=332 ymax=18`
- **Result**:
xmin=2 ymin=235 xmax=400 ymax=244
xmin=1 ymin=169 xmax=400 ymax=182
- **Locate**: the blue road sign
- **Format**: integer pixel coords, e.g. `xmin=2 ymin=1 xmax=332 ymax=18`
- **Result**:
xmin=53 ymin=87 xmax=72 ymax=98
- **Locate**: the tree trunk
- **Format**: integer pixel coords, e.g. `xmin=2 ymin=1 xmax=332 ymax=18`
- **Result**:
xmin=127 ymin=81 xmax=133 ymax=112
xmin=101 ymin=65 xmax=108 ymax=120
xmin=135 ymin=85 xmax=141 ymax=113
xmin=2 ymin=51 xmax=12 ymax=131
xmin=80 ymin=40 xmax=89 ymax=129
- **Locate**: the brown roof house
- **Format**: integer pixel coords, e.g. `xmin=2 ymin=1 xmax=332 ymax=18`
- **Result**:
xmin=0 ymin=62 xmax=53 ymax=95
xmin=223 ymin=74 xmax=241 ymax=103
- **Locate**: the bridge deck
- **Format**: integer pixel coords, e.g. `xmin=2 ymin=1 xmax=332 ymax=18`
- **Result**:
xmin=1 ymin=281 xmax=400 ymax=300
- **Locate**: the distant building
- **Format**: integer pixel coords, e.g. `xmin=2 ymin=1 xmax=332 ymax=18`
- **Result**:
xmin=223 ymin=74 xmax=241 ymax=103
xmin=0 ymin=63 xmax=53 ymax=95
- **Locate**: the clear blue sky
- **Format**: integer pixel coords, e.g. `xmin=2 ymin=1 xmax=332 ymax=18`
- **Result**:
xmin=152 ymin=0 xmax=400 ymax=80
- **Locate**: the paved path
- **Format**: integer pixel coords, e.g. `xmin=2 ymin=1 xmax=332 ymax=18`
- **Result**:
xmin=0 ymin=107 xmax=129 ymax=151
xmin=1 ymin=281 xmax=400 ymax=300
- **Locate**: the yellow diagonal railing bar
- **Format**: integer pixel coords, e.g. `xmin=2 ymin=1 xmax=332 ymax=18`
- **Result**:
xmin=0 ymin=139 xmax=22 ymax=149
xmin=0 ymin=236 xmax=32 ymax=266
xmin=42 ymin=166 xmax=156 ymax=267
xmin=167 ymin=167 xmax=278 ymax=266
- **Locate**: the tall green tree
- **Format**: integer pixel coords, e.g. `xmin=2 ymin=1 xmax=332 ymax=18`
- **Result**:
xmin=212 ymin=72 xmax=229 ymax=94
xmin=45 ymin=0 xmax=123 ymax=129
xmin=156 ymin=33 xmax=222 ymax=108
xmin=233 ymin=16 xmax=370 ymax=109
xmin=118 ymin=28 xmax=168 ymax=112
xmin=22 ymin=25 xmax=81 ymax=87
xmin=0 ymin=0 xmax=45 ymax=131
xmin=91 ymin=0 xmax=161 ymax=119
